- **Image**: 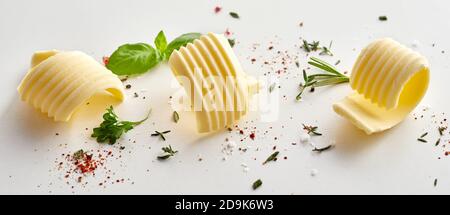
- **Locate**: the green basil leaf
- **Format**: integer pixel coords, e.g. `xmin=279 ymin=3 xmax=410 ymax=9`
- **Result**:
xmin=154 ymin=30 xmax=167 ymax=54
xmin=107 ymin=43 xmax=159 ymax=75
xmin=165 ymin=33 xmax=202 ymax=60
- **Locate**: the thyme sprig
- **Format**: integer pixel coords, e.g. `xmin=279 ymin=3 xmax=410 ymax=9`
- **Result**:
xmin=302 ymin=124 xmax=322 ymax=136
xmin=302 ymin=40 xmax=333 ymax=56
xmin=157 ymin=145 xmax=178 ymax=160
xmin=296 ymin=57 xmax=349 ymax=100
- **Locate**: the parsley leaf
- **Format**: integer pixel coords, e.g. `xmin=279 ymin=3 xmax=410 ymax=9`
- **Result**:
xmin=91 ymin=106 xmax=150 ymax=145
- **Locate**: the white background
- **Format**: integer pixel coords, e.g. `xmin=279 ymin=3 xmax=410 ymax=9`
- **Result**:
xmin=0 ymin=0 xmax=449 ymax=194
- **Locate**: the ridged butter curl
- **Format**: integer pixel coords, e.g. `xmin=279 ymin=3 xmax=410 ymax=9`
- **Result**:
xmin=333 ymin=38 xmax=429 ymax=134
xmin=168 ymin=33 xmax=259 ymax=133
xmin=18 ymin=50 xmax=124 ymax=121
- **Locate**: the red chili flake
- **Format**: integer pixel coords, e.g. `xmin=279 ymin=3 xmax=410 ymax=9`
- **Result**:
xmin=249 ymin=133 xmax=255 ymax=140
xmin=214 ymin=6 xmax=222 ymax=14
xmin=224 ymin=28 xmax=232 ymax=37
xmin=102 ymin=56 xmax=110 ymax=66
xmin=239 ymin=130 xmax=244 ymax=135
xmin=445 ymin=152 xmax=450 ymax=156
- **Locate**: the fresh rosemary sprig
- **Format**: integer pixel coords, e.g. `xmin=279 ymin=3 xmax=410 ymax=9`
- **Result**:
xmin=296 ymin=57 xmax=349 ymax=100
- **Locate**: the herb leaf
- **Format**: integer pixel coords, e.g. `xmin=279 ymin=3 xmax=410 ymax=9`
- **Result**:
xmin=107 ymin=31 xmax=201 ymax=76
xmin=229 ymin=12 xmax=240 ymax=19
xmin=92 ymin=106 xmax=150 ymax=144
xmin=173 ymin=111 xmax=180 ymax=123
xmin=154 ymin=30 xmax=168 ymax=58
xmin=107 ymin=43 xmax=159 ymax=75
xmin=73 ymin=150 xmax=85 ymax=160
xmin=313 ymin=145 xmax=334 ymax=152
xmin=157 ymin=145 xmax=178 ymax=160
xmin=228 ymin=38 xmax=236 ymax=48
xmin=263 ymin=151 xmax=279 ymax=165
xmin=269 ymin=83 xmax=276 ymax=93
xmin=252 ymin=179 xmax=262 ymax=190
xmin=151 ymin=130 xmax=171 ymax=141
xmin=165 ymin=33 xmax=202 ymax=59
xmin=438 ymin=126 xmax=447 ymax=136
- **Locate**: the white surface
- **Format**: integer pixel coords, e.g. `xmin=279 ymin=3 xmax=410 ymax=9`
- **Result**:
xmin=0 ymin=0 xmax=449 ymax=194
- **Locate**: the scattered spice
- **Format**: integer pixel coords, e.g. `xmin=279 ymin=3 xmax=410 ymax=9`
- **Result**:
xmin=438 ymin=126 xmax=447 ymax=136
xmin=214 ymin=6 xmax=222 ymax=14
xmin=263 ymin=151 xmax=279 ymax=165
xmin=151 ymin=130 xmax=171 ymax=141
xmin=72 ymin=150 xmax=97 ymax=174
xmin=125 ymin=84 xmax=132 ymax=89
xmin=229 ymin=12 xmax=240 ymax=19
xmin=252 ymin=179 xmax=262 ymax=190
xmin=102 ymin=56 xmax=110 ymax=65
xmin=434 ymin=178 xmax=438 ymax=187
xmin=249 ymin=133 xmax=256 ymax=140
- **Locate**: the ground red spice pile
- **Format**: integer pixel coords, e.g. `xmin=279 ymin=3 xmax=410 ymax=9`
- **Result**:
xmin=73 ymin=150 xmax=98 ymax=174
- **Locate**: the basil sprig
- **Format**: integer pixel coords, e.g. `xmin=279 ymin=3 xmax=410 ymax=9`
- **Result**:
xmin=106 ymin=31 xmax=201 ymax=76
